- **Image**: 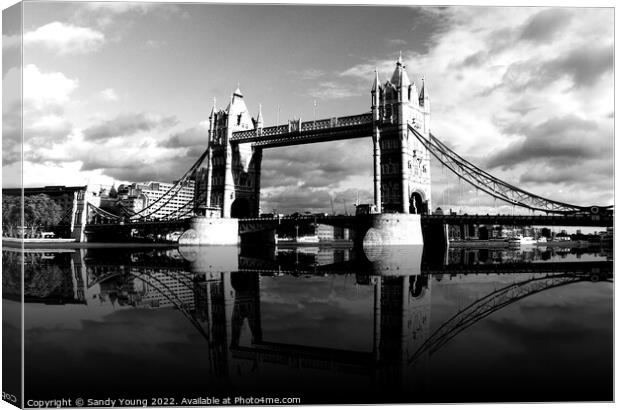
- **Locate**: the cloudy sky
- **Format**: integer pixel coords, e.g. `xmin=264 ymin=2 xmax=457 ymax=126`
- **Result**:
xmin=2 ymin=2 xmax=614 ymax=214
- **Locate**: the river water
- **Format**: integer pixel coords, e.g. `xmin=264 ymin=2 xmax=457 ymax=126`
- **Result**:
xmin=3 ymin=244 xmax=613 ymax=405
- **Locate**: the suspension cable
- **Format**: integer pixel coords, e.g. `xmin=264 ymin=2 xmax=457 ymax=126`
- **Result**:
xmin=409 ymin=125 xmax=611 ymax=214
xmin=124 ymin=147 xmax=209 ymax=217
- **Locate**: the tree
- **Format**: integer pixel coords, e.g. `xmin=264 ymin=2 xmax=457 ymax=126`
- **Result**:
xmin=2 ymin=194 xmax=65 ymax=238
xmin=22 ymin=194 xmax=64 ymax=237
xmin=2 ymin=195 xmax=21 ymax=237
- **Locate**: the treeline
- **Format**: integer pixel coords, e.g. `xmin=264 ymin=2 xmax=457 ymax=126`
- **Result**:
xmin=2 ymin=194 xmax=64 ymax=238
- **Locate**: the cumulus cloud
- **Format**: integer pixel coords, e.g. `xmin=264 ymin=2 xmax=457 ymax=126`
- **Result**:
xmin=75 ymin=2 xmax=184 ymax=29
xmin=20 ymin=22 xmax=105 ymax=55
xmin=8 ymin=66 xmax=80 ymax=168
xmin=100 ymin=88 xmax=119 ymax=101
xmin=83 ymin=112 xmax=179 ymax=140
xmin=2 ymin=103 xmax=22 ymax=165
xmin=23 ymin=64 xmax=78 ymax=109
xmin=83 ymin=2 xmax=155 ymax=14
xmin=338 ymin=6 xmax=613 ymax=207
xmin=26 ymin=126 xmax=191 ymax=186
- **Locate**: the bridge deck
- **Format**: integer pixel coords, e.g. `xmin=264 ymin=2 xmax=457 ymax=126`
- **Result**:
xmin=422 ymin=213 xmax=613 ymax=227
xmin=81 ymin=212 xmax=612 ymax=238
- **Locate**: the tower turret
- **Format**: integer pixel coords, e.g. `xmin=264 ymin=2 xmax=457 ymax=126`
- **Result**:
xmin=390 ymin=51 xmax=411 ymax=102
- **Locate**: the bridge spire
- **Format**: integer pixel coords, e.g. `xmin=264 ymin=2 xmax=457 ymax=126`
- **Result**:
xmin=419 ymin=76 xmax=429 ymax=108
xmin=371 ymin=67 xmax=380 ymax=92
xmin=255 ymin=103 xmax=263 ymax=129
xmin=210 ymin=97 xmax=217 ymax=116
xmin=208 ymin=97 xmax=217 ymax=143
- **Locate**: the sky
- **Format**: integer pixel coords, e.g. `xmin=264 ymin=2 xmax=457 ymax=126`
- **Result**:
xmin=1 ymin=2 xmax=614 ymax=214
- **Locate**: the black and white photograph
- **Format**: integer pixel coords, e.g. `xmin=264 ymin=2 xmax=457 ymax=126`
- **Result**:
xmin=1 ymin=1 xmax=615 ymax=407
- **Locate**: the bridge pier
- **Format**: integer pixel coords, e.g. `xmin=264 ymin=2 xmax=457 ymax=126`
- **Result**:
xmin=178 ymin=217 xmax=240 ymax=245
xmin=359 ymin=214 xmax=424 ymax=247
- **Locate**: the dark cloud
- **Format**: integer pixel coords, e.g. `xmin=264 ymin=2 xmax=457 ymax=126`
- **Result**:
xmin=506 ymin=100 xmax=538 ymax=116
xmin=83 ymin=112 xmax=179 ymax=140
xmin=25 ymin=118 xmax=73 ymax=144
xmin=486 ymin=27 xmax=516 ymax=53
xmin=459 ymin=51 xmax=486 ymax=68
xmin=519 ymin=8 xmax=573 ymax=43
xmin=486 ymin=115 xmax=611 ymax=170
xmin=81 ymin=155 xmax=192 ymax=183
xmin=2 ymin=4 xmax=22 ymax=76
xmin=260 ymin=139 xmax=372 ymax=189
xmin=160 ymin=123 xmax=208 ymax=149
xmin=518 ymin=159 xmax=613 ymax=189
xmin=499 ymin=44 xmax=613 ymax=93
xmin=544 ymin=45 xmax=613 ymax=88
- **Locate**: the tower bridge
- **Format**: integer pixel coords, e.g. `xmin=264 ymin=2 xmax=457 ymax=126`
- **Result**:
xmin=201 ymin=54 xmax=431 ymax=219
xmin=77 ymin=56 xmax=612 ymax=244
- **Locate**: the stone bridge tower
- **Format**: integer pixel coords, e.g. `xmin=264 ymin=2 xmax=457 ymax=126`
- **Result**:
xmin=196 ymin=88 xmax=263 ymax=218
xmin=373 ymin=56 xmax=432 ymax=214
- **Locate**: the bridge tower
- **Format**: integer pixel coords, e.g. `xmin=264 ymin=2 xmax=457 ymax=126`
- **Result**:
xmin=374 ymin=56 xmax=432 ymax=214
xmin=197 ymin=87 xmax=263 ymax=218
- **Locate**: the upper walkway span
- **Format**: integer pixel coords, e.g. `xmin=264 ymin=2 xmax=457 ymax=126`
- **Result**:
xmin=230 ymin=113 xmax=372 ymax=148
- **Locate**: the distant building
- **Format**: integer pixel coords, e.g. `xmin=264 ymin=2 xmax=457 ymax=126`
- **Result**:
xmin=316 ymin=224 xmax=350 ymax=242
xmin=117 ymin=180 xmax=196 ymax=219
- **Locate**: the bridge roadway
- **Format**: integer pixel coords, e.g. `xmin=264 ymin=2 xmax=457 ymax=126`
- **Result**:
xmin=82 ymin=211 xmax=613 ymax=239
xmin=239 ymin=212 xmax=612 ymax=234
xmin=421 ymin=213 xmax=613 ymax=227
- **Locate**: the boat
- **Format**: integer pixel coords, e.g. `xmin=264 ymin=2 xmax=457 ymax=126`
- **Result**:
xmin=508 ymin=235 xmax=537 ymax=245
xmin=296 ymin=235 xmax=320 ymax=243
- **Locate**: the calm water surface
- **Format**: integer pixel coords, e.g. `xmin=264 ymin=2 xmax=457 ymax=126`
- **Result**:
xmin=3 ymin=244 xmax=613 ymax=405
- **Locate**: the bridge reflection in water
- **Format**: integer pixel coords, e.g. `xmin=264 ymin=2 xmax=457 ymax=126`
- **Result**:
xmin=6 ymin=244 xmax=612 ymax=403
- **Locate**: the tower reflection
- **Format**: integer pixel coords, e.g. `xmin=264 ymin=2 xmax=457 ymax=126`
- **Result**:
xmin=7 ymin=243 xmax=612 ymax=401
